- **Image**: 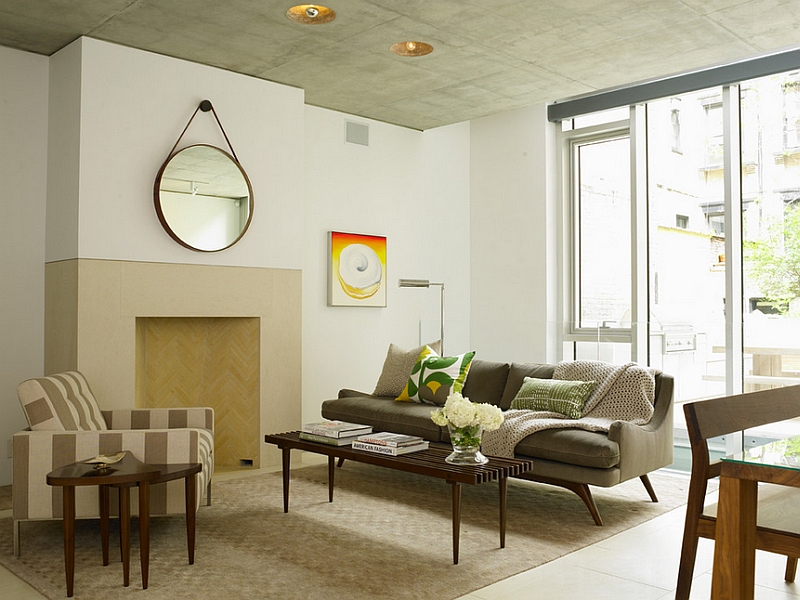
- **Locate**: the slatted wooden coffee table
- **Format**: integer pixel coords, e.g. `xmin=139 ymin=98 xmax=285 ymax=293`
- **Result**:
xmin=264 ymin=431 xmax=533 ymax=564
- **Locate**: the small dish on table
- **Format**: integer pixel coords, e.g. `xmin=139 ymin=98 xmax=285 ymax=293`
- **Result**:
xmin=85 ymin=451 xmax=127 ymax=470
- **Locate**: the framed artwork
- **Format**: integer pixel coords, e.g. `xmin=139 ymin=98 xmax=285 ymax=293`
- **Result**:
xmin=328 ymin=231 xmax=387 ymax=307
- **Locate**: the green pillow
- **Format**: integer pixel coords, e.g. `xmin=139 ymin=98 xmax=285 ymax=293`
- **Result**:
xmin=396 ymin=348 xmax=476 ymax=405
xmin=510 ymin=377 xmax=596 ymax=419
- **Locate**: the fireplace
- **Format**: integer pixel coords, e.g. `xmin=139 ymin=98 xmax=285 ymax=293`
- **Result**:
xmin=136 ymin=316 xmax=260 ymax=468
xmin=44 ymin=258 xmax=301 ymax=468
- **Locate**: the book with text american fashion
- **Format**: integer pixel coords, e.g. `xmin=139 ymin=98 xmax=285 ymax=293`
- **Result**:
xmin=298 ymin=432 xmax=357 ymax=446
xmin=351 ymin=440 xmax=429 ymax=456
xmin=355 ymin=432 xmax=424 ymax=447
xmin=302 ymin=420 xmax=372 ymax=438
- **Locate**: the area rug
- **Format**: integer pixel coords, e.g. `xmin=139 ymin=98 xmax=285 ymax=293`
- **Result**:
xmin=0 ymin=485 xmax=10 ymax=511
xmin=0 ymin=463 xmax=689 ymax=599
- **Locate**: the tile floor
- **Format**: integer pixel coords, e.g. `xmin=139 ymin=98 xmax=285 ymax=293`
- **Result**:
xmin=3 ymin=467 xmax=800 ymax=599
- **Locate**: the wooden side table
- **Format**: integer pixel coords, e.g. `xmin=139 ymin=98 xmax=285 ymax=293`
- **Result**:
xmin=104 ymin=463 xmax=203 ymax=565
xmin=47 ymin=453 xmax=160 ymax=597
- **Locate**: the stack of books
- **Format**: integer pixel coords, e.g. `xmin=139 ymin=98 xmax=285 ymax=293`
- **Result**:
xmin=299 ymin=420 xmax=372 ymax=446
xmin=351 ymin=432 xmax=429 ymax=456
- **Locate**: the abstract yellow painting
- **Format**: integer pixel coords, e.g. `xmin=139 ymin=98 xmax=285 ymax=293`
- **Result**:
xmin=328 ymin=231 xmax=387 ymax=307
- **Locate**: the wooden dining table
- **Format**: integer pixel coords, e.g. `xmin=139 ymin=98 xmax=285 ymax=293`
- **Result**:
xmin=711 ymin=435 xmax=800 ymax=599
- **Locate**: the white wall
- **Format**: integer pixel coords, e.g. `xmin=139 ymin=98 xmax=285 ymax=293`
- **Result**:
xmin=470 ymin=104 xmax=559 ymax=363
xmin=2 ymin=36 xmax=557 ymax=485
xmin=0 ymin=46 xmax=49 ymax=484
xmin=301 ymin=107 xmax=471 ymax=421
xmin=42 ymin=38 xmax=472 ymax=432
xmin=50 ymin=37 xmax=306 ymax=269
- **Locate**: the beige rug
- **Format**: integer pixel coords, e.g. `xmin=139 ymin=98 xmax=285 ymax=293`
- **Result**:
xmin=0 ymin=486 xmax=10 ymax=512
xmin=0 ymin=463 xmax=689 ymax=599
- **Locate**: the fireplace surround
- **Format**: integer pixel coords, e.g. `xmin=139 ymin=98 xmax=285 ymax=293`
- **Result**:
xmin=44 ymin=258 xmax=301 ymax=468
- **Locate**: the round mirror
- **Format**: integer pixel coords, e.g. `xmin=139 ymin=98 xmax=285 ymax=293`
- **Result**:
xmin=154 ymin=144 xmax=254 ymax=252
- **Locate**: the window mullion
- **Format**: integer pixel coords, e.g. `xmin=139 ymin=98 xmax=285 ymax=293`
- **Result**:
xmin=630 ymin=104 xmax=648 ymax=363
xmin=723 ymin=84 xmax=744 ymax=404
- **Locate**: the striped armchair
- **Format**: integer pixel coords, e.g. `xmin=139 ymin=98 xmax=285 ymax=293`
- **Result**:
xmin=13 ymin=372 xmax=214 ymax=557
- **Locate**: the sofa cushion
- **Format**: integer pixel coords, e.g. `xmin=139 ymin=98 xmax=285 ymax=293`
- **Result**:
xmin=372 ymin=340 xmax=442 ymax=397
xmin=510 ymin=377 xmax=596 ymax=419
xmin=514 ymin=428 xmax=620 ymax=469
xmin=321 ymin=395 xmax=444 ymax=441
xmin=396 ymin=348 xmax=476 ymax=405
xmin=499 ymin=363 xmax=556 ymax=410
xmin=17 ymin=371 xmax=108 ymax=431
xmin=461 ymin=360 xmax=510 ymax=407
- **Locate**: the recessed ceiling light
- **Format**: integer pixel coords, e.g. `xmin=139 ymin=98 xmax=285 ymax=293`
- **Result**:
xmin=286 ymin=4 xmax=336 ymax=25
xmin=390 ymin=41 xmax=433 ymax=57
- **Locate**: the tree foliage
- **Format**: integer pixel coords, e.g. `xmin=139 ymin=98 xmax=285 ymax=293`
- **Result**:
xmin=747 ymin=205 xmax=800 ymax=313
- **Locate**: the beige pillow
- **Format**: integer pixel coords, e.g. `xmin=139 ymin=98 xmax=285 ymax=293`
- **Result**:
xmin=373 ymin=340 xmax=442 ymax=397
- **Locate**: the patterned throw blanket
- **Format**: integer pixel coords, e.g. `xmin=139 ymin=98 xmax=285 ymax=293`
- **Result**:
xmin=482 ymin=361 xmax=657 ymax=458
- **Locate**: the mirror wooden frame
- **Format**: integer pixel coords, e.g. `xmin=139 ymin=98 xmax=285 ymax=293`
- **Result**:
xmin=154 ymin=144 xmax=254 ymax=253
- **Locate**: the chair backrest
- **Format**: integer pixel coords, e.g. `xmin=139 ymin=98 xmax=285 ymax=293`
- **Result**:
xmin=686 ymin=384 xmax=800 ymax=443
xmin=684 ymin=384 xmax=800 ymax=486
xmin=17 ymin=371 xmax=108 ymax=431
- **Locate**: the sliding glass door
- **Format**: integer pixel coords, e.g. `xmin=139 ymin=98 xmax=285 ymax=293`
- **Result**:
xmin=646 ymin=89 xmax=726 ymax=404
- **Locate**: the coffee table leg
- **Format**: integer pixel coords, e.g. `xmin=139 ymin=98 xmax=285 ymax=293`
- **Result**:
xmin=499 ymin=475 xmax=508 ymax=548
xmin=281 ymin=447 xmax=291 ymax=513
xmin=100 ymin=485 xmax=110 ymax=566
xmin=451 ymin=482 xmax=462 ymax=565
xmin=119 ymin=487 xmax=130 ymax=587
xmin=185 ymin=473 xmax=197 ymax=564
xmin=139 ymin=481 xmax=150 ymax=589
xmin=328 ymin=455 xmax=335 ymax=502
xmin=62 ymin=486 xmax=76 ymax=597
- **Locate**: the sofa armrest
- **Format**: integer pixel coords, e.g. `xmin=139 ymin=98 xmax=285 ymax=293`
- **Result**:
xmin=102 ymin=407 xmax=214 ymax=434
xmin=608 ymin=393 xmax=674 ymax=480
xmin=13 ymin=427 xmax=213 ymax=521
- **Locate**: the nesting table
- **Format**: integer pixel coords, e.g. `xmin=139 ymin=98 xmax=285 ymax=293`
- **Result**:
xmin=47 ymin=453 xmax=159 ymax=597
xmin=46 ymin=453 xmax=202 ymax=597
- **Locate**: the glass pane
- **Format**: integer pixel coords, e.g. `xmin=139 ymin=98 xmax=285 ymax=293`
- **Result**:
xmin=647 ymin=89 xmax=726 ymax=410
xmin=573 ymin=107 xmax=630 ymax=129
xmin=576 ymin=135 xmax=631 ymax=329
xmin=740 ymin=72 xmax=800 ymax=444
xmin=563 ymin=334 xmax=632 ymax=363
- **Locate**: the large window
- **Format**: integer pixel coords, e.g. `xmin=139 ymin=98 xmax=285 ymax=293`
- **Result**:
xmin=562 ymin=72 xmax=800 ymax=459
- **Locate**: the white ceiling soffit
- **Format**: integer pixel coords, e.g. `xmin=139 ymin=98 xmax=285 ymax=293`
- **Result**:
xmin=2 ymin=0 xmax=800 ymax=130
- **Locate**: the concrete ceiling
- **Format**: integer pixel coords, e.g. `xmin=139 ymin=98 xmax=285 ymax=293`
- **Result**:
xmin=2 ymin=0 xmax=800 ymax=130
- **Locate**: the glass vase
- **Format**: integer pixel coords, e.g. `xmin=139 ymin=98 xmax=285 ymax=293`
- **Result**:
xmin=446 ymin=423 xmax=489 ymax=465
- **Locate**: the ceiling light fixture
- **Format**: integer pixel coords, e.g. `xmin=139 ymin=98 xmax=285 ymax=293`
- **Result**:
xmin=286 ymin=4 xmax=336 ymax=25
xmin=390 ymin=41 xmax=433 ymax=57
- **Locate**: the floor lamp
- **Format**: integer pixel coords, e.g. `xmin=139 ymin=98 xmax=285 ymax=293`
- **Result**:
xmin=398 ymin=279 xmax=445 ymax=355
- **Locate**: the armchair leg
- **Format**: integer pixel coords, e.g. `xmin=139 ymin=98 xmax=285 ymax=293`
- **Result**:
xmin=640 ymin=474 xmax=659 ymax=503
xmin=13 ymin=519 xmax=20 ymax=557
xmin=206 ymin=481 xmax=212 ymax=506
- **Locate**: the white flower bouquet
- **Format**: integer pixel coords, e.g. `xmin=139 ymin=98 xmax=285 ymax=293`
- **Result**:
xmin=430 ymin=392 xmax=504 ymax=431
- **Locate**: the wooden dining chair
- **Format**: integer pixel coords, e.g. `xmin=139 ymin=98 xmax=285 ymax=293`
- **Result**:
xmin=676 ymin=384 xmax=800 ymax=600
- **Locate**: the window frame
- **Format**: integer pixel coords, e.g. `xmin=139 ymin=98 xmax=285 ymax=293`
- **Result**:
xmin=561 ymin=118 xmax=632 ymax=343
